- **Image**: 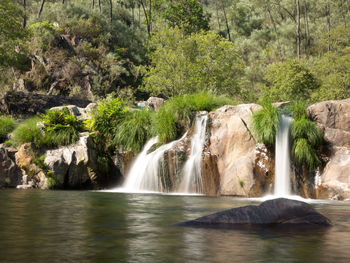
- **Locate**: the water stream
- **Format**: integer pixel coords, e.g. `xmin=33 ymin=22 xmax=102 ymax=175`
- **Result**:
xmin=274 ymin=114 xmax=293 ymax=197
xmin=122 ymin=132 xmax=188 ymax=192
xmin=178 ymin=114 xmax=208 ymax=193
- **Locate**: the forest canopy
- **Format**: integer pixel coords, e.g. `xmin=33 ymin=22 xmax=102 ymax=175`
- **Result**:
xmin=0 ymin=0 xmax=349 ymax=103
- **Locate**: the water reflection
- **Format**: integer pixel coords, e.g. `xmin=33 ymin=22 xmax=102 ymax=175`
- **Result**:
xmin=0 ymin=190 xmax=350 ymax=263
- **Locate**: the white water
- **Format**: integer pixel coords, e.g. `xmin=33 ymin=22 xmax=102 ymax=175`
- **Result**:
xmin=178 ymin=114 xmax=208 ymax=194
xmin=274 ymin=114 xmax=293 ymax=197
xmin=122 ymin=133 xmax=188 ymax=192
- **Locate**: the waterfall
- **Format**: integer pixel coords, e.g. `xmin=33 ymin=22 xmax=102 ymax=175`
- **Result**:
xmin=274 ymin=114 xmax=293 ymax=196
xmin=178 ymin=114 xmax=208 ymax=194
xmin=122 ymin=133 xmax=187 ymax=192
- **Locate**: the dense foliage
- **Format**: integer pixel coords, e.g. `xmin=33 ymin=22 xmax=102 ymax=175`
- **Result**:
xmin=0 ymin=0 xmax=349 ymax=103
xmin=10 ymin=109 xmax=84 ymax=147
xmin=142 ymin=27 xmax=243 ymax=98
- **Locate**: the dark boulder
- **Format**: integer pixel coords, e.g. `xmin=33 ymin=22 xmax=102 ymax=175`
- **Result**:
xmin=0 ymin=91 xmax=91 ymax=117
xmin=178 ymin=198 xmax=331 ymax=227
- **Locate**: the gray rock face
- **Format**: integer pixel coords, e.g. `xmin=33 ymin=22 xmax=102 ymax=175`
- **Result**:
xmin=0 ymin=91 xmax=91 ymax=116
xmin=44 ymin=134 xmax=98 ymax=188
xmin=178 ymin=198 xmax=331 ymax=227
xmin=0 ymin=147 xmax=23 ymax=188
xmin=307 ymin=98 xmax=350 ymax=200
xmin=308 ymin=98 xmax=350 ymax=147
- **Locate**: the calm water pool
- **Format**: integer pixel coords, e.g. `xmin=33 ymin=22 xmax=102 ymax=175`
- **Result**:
xmin=0 ymin=190 xmax=350 ymax=263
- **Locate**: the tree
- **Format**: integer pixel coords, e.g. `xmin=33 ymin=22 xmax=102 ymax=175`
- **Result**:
xmin=262 ymin=60 xmax=319 ymax=101
xmin=311 ymin=47 xmax=350 ymax=102
xmin=163 ymin=0 xmax=210 ymax=34
xmin=141 ymin=27 xmax=243 ymax=98
xmin=0 ymin=0 xmax=26 ymax=68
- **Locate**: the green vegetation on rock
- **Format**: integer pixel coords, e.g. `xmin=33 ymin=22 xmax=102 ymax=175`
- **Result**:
xmin=252 ymin=101 xmax=279 ymax=146
xmin=0 ymin=116 xmax=16 ymax=142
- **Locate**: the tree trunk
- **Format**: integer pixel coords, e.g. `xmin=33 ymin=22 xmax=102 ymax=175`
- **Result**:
xmin=268 ymin=8 xmax=283 ymax=60
xmin=139 ymin=0 xmax=151 ymax=37
xmin=92 ymin=0 xmax=95 ymax=9
xmin=98 ymin=0 xmax=102 ymax=13
xmin=215 ymin=2 xmax=221 ymax=31
xmin=62 ymin=0 xmax=65 ymax=4
xmin=327 ymin=1 xmax=331 ymax=52
xmin=221 ymin=1 xmax=231 ymax=41
xmin=38 ymin=0 xmax=46 ymax=18
xmin=109 ymin=0 xmax=113 ymax=24
xmin=23 ymin=0 xmax=26 ymax=28
xmin=149 ymin=0 xmax=152 ymax=35
xmin=303 ymin=0 xmax=310 ymax=50
xmin=296 ymin=0 xmax=301 ymax=59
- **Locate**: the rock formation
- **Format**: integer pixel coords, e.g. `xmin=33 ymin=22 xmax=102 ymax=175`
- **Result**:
xmin=0 ymin=91 xmax=91 ymax=116
xmin=178 ymin=198 xmax=331 ymax=227
xmin=307 ymin=98 xmax=350 ymax=200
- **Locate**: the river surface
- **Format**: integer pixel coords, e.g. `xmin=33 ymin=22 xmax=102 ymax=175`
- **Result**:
xmin=1 ymin=190 xmax=350 ymax=263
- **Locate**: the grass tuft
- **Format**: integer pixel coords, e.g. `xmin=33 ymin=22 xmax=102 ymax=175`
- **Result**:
xmin=252 ymin=101 xmax=280 ymax=146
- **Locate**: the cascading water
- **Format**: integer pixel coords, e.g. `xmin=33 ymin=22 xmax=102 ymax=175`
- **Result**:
xmin=178 ymin=114 xmax=208 ymax=194
xmin=274 ymin=114 xmax=293 ymax=196
xmin=122 ymin=133 xmax=187 ymax=192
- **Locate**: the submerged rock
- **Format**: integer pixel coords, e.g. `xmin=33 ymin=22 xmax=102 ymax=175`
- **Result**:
xmin=178 ymin=198 xmax=331 ymax=227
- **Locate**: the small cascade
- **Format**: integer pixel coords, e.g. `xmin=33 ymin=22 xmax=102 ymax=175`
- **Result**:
xmin=122 ymin=133 xmax=187 ymax=192
xmin=274 ymin=114 xmax=293 ymax=196
xmin=178 ymin=114 xmax=208 ymax=193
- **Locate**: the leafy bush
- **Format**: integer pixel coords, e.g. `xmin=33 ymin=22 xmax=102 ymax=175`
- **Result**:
xmin=113 ymin=109 xmax=154 ymax=152
xmin=41 ymin=108 xmax=84 ymax=146
xmin=153 ymin=93 xmax=235 ymax=143
xmin=263 ymin=60 xmax=320 ymax=102
xmin=0 ymin=116 xmax=16 ymax=141
xmin=11 ymin=109 xmax=83 ymax=148
xmin=28 ymin=21 xmax=62 ymax=51
xmin=87 ymin=96 xmax=128 ymax=143
xmin=142 ymin=27 xmax=243 ymax=98
xmin=252 ymin=101 xmax=280 ymax=146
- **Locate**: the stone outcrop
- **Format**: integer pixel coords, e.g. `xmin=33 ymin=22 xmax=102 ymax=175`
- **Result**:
xmin=0 ymin=146 xmax=23 ymax=188
xmin=307 ymin=98 xmax=350 ymax=200
xmin=0 ymin=91 xmax=91 ymax=116
xmin=146 ymin=97 xmax=164 ymax=111
xmin=178 ymin=198 xmax=331 ymax=227
xmin=308 ymin=98 xmax=350 ymax=148
xmin=15 ymin=143 xmax=47 ymax=189
xmin=206 ymin=104 xmax=274 ymax=196
xmin=44 ymin=133 xmax=98 ymax=189
xmin=50 ymin=103 xmax=97 ymax=121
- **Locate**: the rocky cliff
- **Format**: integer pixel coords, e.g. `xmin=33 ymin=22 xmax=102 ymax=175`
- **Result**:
xmin=2 ymin=98 xmax=350 ymax=200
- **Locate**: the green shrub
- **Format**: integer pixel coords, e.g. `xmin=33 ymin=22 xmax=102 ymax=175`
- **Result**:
xmin=113 ymin=109 xmax=154 ymax=152
xmin=153 ymin=93 xmax=235 ymax=143
xmin=87 ymin=96 xmax=128 ymax=140
xmin=262 ymin=60 xmax=320 ymax=102
xmin=252 ymin=101 xmax=280 ymax=146
xmin=291 ymin=117 xmax=323 ymax=148
xmin=41 ymin=108 xmax=84 ymax=146
xmin=289 ymin=102 xmax=323 ymax=169
xmin=287 ymin=101 xmax=308 ymax=120
xmin=292 ymin=138 xmax=321 ymax=170
xmin=0 ymin=116 xmax=16 ymax=141
xmin=11 ymin=117 xmax=43 ymax=147
xmin=11 ymin=109 xmax=83 ymax=148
